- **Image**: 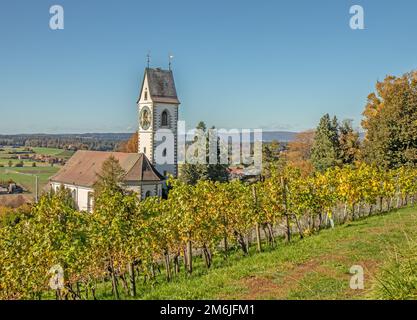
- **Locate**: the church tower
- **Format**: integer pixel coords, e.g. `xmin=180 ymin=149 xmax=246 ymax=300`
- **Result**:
xmin=137 ymin=67 xmax=180 ymax=178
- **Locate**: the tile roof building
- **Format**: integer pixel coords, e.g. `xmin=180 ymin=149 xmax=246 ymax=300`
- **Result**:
xmin=50 ymin=151 xmax=164 ymax=212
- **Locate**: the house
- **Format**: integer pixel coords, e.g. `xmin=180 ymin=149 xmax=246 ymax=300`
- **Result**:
xmin=50 ymin=151 xmax=164 ymax=212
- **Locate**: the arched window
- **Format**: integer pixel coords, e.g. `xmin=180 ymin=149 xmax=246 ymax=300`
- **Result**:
xmin=162 ymin=148 xmax=167 ymax=157
xmin=87 ymin=192 xmax=94 ymax=213
xmin=71 ymin=188 xmax=78 ymax=208
xmin=144 ymin=90 xmax=148 ymax=101
xmin=161 ymin=110 xmax=169 ymax=127
xmin=145 ymin=191 xmax=151 ymax=198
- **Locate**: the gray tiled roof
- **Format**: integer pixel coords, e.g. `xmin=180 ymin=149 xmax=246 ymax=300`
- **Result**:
xmin=139 ymin=68 xmax=180 ymax=104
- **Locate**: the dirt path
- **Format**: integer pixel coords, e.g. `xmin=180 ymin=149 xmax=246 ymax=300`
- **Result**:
xmin=235 ymin=251 xmax=381 ymax=300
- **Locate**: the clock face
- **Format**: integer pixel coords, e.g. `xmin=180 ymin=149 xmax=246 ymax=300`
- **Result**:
xmin=140 ymin=107 xmax=152 ymax=130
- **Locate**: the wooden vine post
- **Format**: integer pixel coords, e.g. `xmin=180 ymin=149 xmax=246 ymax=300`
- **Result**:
xmin=281 ymin=176 xmax=291 ymax=243
xmin=252 ymin=185 xmax=262 ymax=252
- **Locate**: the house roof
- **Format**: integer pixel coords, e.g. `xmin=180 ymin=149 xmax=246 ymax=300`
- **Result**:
xmin=138 ymin=67 xmax=180 ymax=104
xmin=50 ymin=150 xmax=164 ymax=188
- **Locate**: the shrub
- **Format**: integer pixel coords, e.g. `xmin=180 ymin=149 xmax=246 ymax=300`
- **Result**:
xmin=14 ymin=161 xmax=24 ymax=168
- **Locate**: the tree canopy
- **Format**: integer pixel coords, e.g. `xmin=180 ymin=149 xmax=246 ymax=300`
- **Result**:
xmin=362 ymin=72 xmax=417 ymax=168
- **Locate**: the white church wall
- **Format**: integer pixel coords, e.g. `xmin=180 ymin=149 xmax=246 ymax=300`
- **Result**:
xmin=153 ymin=103 xmax=178 ymax=177
xmin=138 ymin=130 xmax=153 ymax=160
xmin=140 ymin=183 xmax=161 ymax=199
xmin=50 ymin=182 xmax=93 ymax=212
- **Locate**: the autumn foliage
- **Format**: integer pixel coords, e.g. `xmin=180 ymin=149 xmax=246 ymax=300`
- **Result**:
xmin=1 ymin=160 xmax=417 ymax=299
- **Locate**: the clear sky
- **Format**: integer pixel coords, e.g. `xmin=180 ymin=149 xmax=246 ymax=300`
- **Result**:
xmin=1 ymin=0 xmax=417 ymax=134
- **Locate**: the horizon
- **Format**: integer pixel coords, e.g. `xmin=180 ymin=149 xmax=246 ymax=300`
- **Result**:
xmin=2 ymin=0 xmax=417 ymax=134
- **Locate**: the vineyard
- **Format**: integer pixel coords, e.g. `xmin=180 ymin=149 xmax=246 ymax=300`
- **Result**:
xmin=1 ymin=162 xmax=417 ymax=299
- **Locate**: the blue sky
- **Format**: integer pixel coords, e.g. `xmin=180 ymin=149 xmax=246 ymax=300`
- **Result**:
xmin=1 ymin=0 xmax=417 ymax=134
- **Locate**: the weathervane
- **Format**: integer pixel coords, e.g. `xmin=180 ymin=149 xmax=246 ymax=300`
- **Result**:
xmin=169 ymin=54 xmax=174 ymax=70
xmin=146 ymin=51 xmax=151 ymax=68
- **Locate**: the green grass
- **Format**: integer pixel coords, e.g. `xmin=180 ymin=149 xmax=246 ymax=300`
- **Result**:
xmin=0 ymin=166 xmax=60 ymax=193
xmin=31 ymin=147 xmax=73 ymax=158
xmin=92 ymin=206 xmax=417 ymax=300
xmin=0 ymin=147 xmax=71 ymax=193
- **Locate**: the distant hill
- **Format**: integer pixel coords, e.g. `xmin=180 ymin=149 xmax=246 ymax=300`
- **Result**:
xmin=0 ymin=131 xmax=298 ymax=145
xmin=261 ymin=131 xmax=298 ymax=142
xmin=0 ymin=133 xmax=132 ymax=151
xmin=0 ymin=131 xmax=365 ymax=152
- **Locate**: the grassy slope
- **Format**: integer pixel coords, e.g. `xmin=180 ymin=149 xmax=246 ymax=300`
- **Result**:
xmin=109 ymin=206 xmax=417 ymax=300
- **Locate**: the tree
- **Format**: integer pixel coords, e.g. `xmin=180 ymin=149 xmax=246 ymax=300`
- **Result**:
xmin=311 ymin=114 xmax=341 ymax=172
xmin=361 ymin=72 xmax=417 ymax=168
xmin=284 ymin=130 xmax=315 ymax=177
xmin=207 ymin=125 xmax=229 ymax=183
xmin=339 ymin=119 xmax=360 ymax=164
xmin=117 ymin=132 xmax=138 ymax=153
xmin=179 ymin=163 xmax=208 ymax=185
xmin=179 ymin=121 xmax=228 ymax=184
xmin=262 ymin=140 xmax=281 ymax=179
xmin=93 ymin=155 xmax=126 ymax=194
xmin=91 ymin=156 xmax=138 ymax=299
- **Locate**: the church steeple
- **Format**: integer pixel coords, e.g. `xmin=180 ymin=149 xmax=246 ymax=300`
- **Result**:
xmin=137 ymin=67 xmax=180 ymax=179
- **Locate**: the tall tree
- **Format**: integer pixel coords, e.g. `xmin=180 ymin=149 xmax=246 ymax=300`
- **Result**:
xmin=262 ymin=140 xmax=281 ymax=179
xmin=339 ymin=119 xmax=360 ymax=164
xmin=361 ymin=72 xmax=417 ymax=168
xmin=93 ymin=155 xmax=126 ymax=194
xmin=179 ymin=121 xmax=228 ymax=184
xmin=310 ymin=114 xmax=341 ymax=172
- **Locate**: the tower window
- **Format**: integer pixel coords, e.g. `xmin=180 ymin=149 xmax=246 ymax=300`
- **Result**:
xmin=144 ymin=147 xmax=146 ymax=154
xmin=162 ymin=148 xmax=167 ymax=157
xmin=144 ymin=90 xmax=148 ymax=100
xmin=161 ymin=110 xmax=169 ymax=127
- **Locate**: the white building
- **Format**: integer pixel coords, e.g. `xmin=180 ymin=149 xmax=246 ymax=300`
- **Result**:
xmin=49 ymin=67 xmax=180 ymax=211
xmin=50 ymin=151 xmax=164 ymax=212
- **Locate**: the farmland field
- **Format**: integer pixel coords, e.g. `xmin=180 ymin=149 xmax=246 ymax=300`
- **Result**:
xmin=0 ymin=166 xmax=60 ymax=193
xmin=0 ymin=146 xmax=74 ymax=167
xmin=0 ymin=147 xmax=71 ymax=196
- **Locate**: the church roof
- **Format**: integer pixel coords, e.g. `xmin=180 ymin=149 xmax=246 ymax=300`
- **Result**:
xmin=138 ymin=67 xmax=180 ymax=104
xmin=50 ymin=150 xmax=164 ymax=188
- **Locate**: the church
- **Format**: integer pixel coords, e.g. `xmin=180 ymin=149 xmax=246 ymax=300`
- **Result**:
xmin=49 ymin=67 xmax=180 ymax=212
